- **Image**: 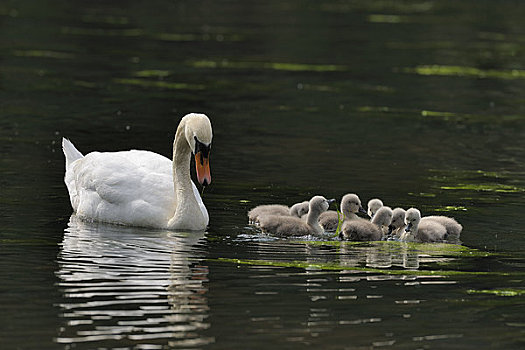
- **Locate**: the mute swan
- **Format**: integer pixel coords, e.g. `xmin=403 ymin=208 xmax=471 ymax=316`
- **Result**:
xmin=388 ymin=207 xmax=406 ymax=238
xmin=248 ymin=201 xmax=309 ymax=224
xmin=400 ymin=208 xmax=446 ymax=243
xmin=258 ymin=196 xmax=335 ymax=236
xmin=318 ymin=193 xmax=366 ymax=232
xmin=62 ymin=113 xmax=212 ymax=230
xmin=367 ymin=198 xmax=383 ymax=218
xmin=420 ymin=215 xmax=462 ymax=238
xmin=340 ymin=206 xmax=393 ymax=241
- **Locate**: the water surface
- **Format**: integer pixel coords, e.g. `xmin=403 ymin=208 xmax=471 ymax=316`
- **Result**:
xmin=1 ymin=0 xmax=525 ymax=349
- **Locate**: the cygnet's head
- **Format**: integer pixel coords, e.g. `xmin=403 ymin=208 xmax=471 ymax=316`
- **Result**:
xmin=183 ymin=113 xmax=212 ymax=186
xmin=341 ymin=193 xmax=366 ymax=217
xmin=290 ymin=201 xmax=309 ymax=217
xmin=389 ymin=207 xmax=406 ymax=232
xmin=404 ymin=208 xmax=421 ymax=233
xmin=372 ymin=206 xmax=393 ymax=227
xmin=367 ymin=198 xmax=384 ymax=218
xmin=309 ymin=196 xmax=335 ymax=215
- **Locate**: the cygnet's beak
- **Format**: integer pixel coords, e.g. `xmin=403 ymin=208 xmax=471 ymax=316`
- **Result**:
xmin=387 ymin=224 xmax=394 ymax=235
xmin=359 ymin=206 xmax=367 ymax=214
xmin=327 ymin=198 xmax=336 ymax=205
xmin=405 ymin=222 xmax=413 ymax=233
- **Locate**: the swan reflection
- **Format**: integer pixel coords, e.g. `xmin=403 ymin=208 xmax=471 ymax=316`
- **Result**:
xmin=55 ymin=215 xmax=213 ymax=348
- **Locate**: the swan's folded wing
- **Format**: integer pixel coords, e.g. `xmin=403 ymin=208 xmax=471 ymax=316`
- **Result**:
xmin=71 ymin=150 xmax=175 ymax=227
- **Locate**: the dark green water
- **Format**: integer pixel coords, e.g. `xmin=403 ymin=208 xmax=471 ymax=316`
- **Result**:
xmin=1 ymin=0 xmax=525 ymax=348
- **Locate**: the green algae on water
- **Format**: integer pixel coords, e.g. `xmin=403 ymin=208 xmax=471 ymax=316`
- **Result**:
xmin=211 ymin=257 xmax=517 ymax=277
xmin=467 ymin=288 xmax=525 ymax=297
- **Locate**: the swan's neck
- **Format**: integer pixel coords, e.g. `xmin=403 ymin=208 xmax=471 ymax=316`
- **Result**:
xmin=306 ymin=210 xmax=323 ymax=235
xmin=371 ymin=214 xmax=382 ymax=227
xmin=168 ymin=120 xmax=205 ymax=230
xmin=406 ymin=221 xmax=419 ymax=239
xmin=173 ymin=122 xmax=192 ymax=195
xmin=343 ymin=211 xmax=358 ymax=221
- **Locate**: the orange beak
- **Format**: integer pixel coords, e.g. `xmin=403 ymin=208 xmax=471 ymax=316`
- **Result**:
xmin=195 ymin=151 xmax=211 ymax=186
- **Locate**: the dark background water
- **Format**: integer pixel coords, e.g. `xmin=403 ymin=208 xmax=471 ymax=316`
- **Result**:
xmin=1 ymin=0 xmax=525 ymax=349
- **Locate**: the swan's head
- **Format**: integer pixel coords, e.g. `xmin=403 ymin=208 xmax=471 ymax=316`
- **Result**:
xmin=388 ymin=207 xmax=406 ymax=234
xmin=183 ymin=113 xmax=212 ymax=186
xmin=341 ymin=193 xmax=366 ymax=217
xmin=373 ymin=206 xmax=393 ymax=227
xmin=290 ymin=201 xmax=309 ymax=217
xmin=309 ymin=196 xmax=335 ymax=215
xmin=404 ymin=208 xmax=421 ymax=233
xmin=367 ymin=198 xmax=383 ymax=218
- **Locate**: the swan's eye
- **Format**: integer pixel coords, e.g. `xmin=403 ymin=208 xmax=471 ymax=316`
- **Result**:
xmin=194 ymin=136 xmax=210 ymax=158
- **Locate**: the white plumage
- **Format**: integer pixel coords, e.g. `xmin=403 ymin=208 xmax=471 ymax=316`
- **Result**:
xmin=62 ymin=113 xmax=212 ymax=230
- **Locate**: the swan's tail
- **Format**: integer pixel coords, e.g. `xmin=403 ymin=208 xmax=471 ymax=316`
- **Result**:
xmin=62 ymin=138 xmax=84 ymax=170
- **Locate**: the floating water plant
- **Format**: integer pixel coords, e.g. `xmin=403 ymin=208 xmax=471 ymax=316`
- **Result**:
xmin=440 ymin=183 xmax=525 ymax=193
xmin=133 ymin=70 xmax=171 ymax=78
xmin=113 ymin=78 xmax=205 ymax=90
xmin=211 ymin=257 xmax=517 ymax=277
xmin=406 ymin=65 xmax=525 ymax=80
xmin=12 ymin=50 xmax=75 ymax=59
xmin=334 ymin=203 xmax=345 ymax=238
xmin=188 ymin=60 xmax=349 ymax=72
xmin=467 ymin=288 xmax=525 ymax=297
xmin=434 ymin=206 xmax=468 ymax=212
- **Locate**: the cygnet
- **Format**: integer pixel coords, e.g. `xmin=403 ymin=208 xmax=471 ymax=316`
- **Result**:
xmin=388 ymin=207 xmax=406 ymax=238
xmin=420 ymin=215 xmax=462 ymax=238
xmin=319 ymin=193 xmax=366 ymax=232
xmin=400 ymin=208 xmax=447 ymax=243
xmin=367 ymin=198 xmax=384 ymax=218
xmin=340 ymin=206 xmax=393 ymax=241
xmin=248 ymin=201 xmax=307 ymax=224
xmin=259 ymin=196 xmax=335 ymax=236
xmin=289 ymin=201 xmax=309 ymax=218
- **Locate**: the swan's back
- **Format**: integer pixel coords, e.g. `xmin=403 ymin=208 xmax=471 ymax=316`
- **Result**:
xmin=340 ymin=219 xmax=382 ymax=241
xmin=421 ymin=216 xmax=462 ymax=237
xmin=248 ymin=204 xmax=290 ymax=223
xmin=259 ymin=215 xmax=312 ymax=236
xmin=319 ymin=211 xmax=339 ymax=231
xmin=414 ymin=220 xmax=447 ymax=242
xmin=68 ymin=149 xmax=176 ymax=227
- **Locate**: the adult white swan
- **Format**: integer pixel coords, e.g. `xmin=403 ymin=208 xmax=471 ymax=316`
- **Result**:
xmin=62 ymin=113 xmax=212 ymax=231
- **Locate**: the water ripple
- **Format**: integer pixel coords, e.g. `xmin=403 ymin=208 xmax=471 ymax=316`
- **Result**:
xmin=55 ymin=216 xmax=214 ymax=348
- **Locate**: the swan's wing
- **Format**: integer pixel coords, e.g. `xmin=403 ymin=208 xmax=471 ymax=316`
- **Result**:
xmin=192 ymin=182 xmax=209 ymax=225
xmin=70 ymin=150 xmax=175 ymax=227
